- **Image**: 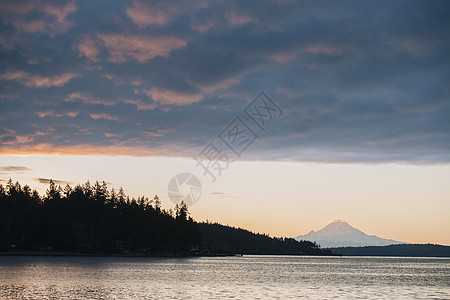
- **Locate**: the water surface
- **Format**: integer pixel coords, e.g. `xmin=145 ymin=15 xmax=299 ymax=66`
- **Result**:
xmin=1 ymin=255 xmax=449 ymax=299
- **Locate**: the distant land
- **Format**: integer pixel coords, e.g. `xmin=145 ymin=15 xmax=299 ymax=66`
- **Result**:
xmin=296 ymin=220 xmax=407 ymax=248
xmin=330 ymin=244 xmax=450 ymax=257
xmin=199 ymin=222 xmax=335 ymax=256
xmin=3 ymin=180 xmax=448 ymax=257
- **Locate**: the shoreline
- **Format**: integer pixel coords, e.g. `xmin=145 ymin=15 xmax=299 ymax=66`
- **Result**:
xmin=3 ymin=251 xmax=449 ymax=258
xmin=0 ymin=251 xmax=235 ymax=258
xmin=0 ymin=251 xmax=341 ymax=258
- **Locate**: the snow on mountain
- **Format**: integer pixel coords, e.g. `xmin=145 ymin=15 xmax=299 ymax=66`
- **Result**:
xmin=295 ymin=220 xmax=407 ymax=248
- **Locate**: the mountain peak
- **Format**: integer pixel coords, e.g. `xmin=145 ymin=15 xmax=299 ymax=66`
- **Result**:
xmin=319 ymin=220 xmax=363 ymax=234
xmin=295 ymin=220 xmax=406 ymax=248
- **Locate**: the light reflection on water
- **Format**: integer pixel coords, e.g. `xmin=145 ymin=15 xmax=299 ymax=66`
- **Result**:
xmin=0 ymin=255 xmax=449 ymax=299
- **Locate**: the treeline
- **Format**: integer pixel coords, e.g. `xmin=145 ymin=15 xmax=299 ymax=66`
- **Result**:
xmin=0 ymin=179 xmax=199 ymax=254
xmin=0 ymin=180 xmax=331 ymax=256
xmin=199 ymin=222 xmax=332 ymax=255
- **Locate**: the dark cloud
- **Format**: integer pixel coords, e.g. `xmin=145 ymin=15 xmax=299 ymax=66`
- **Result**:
xmin=0 ymin=0 xmax=449 ymax=163
xmin=209 ymin=191 xmax=238 ymax=198
xmin=210 ymin=192 xmax=226 ymax=195
xmin=0 ymin=166 xmax=32 ymax=173
xmin=35 ymin=178 xmax=73 ymax=185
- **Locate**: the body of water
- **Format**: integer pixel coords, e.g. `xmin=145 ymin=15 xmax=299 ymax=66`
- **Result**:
xmin=0 ymin=255 xmax=449 ymax=299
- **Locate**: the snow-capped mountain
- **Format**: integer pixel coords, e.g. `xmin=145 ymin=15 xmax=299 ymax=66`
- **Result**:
xmin=295 ymin=220 xmax=406 ymax=248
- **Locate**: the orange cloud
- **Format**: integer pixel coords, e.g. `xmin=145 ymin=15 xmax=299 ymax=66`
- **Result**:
xmin=0 ymin=71 xmax=78 ymax=87
xmin=99 ymin=34 xmax=186 ymax=63
xmin=124 ymin=99 xmax=157 ymax=111
xmin=104 ymin=133 xmax=122 ymax=138
xmin=40 ymin=1 xmax=76 ymax=23
xmin=144 ymin=88 xmax=203 ymax=105
xmin=268 ymin=51 xmax=298 ymax=63
xmin=37 ymin=111 xmax=79 ymax=118
xmin=268 ymin=44 xmax=355 ymax=63
xmin=143 ymin=129 xmax=174 ymax=137
xmin=304 ymin=44 xmax=344 ymax=55
xmin=65 ymin=93 xmax=115 ymax=106
xmin=78 ymin=34 xmax=187 ymax=63
xmin=225 ymin=10 xmax=254 ymax=26
xmin=196 ymin=77 xmax=240 ymax=93
xmin=78 ymin=36 xmax=99 ymax=61
xmin=103 ymin=73 xmax=125 ymax=86
xmin=89 ymin=113 xmax=119 ymax=121
xmin=0 ymin=144 xmax=194 ymax=158
xmin=0 ymin=129 xmax=36 ymax=145
xmin=126 ymin=0 xmax=174 ymax=27
xmin=0 ymin=1 xmax=76 ymax=34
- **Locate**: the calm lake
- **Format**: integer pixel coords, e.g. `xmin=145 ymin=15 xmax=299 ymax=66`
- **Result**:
xmin=0 ymin=255 xmax=449 ymax=299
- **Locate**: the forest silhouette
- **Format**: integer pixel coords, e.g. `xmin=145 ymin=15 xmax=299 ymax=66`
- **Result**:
xmin=0 ymin=180 xmax=331 ymax=256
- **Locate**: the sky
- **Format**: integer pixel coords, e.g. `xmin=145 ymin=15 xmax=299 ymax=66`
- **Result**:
xmin=0 ymin=0 xmax=449 ymax=245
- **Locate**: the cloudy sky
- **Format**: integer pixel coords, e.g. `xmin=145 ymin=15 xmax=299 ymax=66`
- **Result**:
xmin=1 ymin=0 xmax=449 ymax=244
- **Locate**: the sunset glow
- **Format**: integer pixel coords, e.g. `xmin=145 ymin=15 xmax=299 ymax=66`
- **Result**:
xmin=1 ymin=0 xmax=449 ymax=245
